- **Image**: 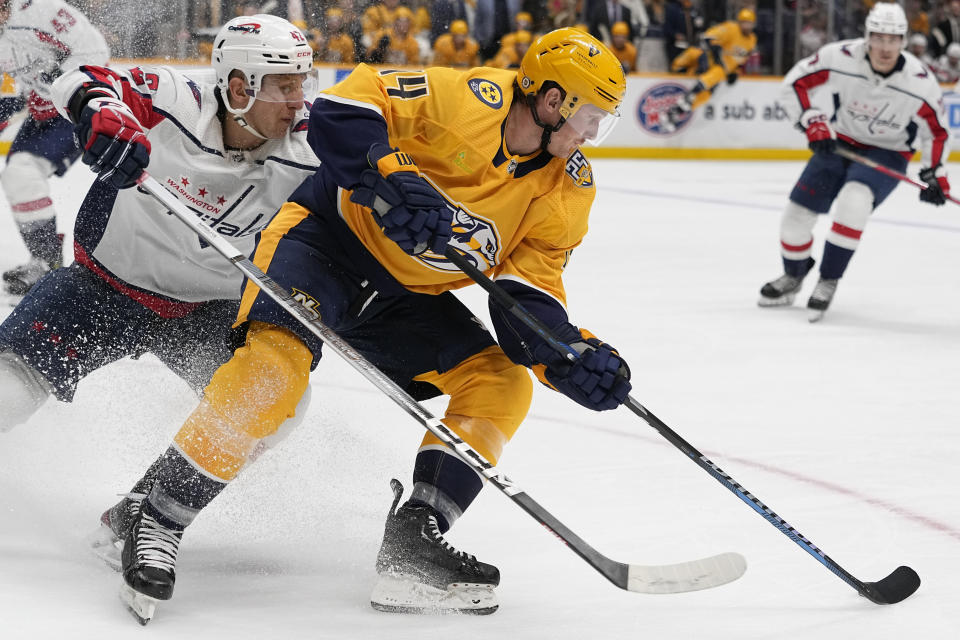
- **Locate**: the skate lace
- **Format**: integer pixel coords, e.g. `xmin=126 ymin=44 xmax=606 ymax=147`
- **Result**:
xmin=425 ymin=515 xmax=477 ymax=564
xmin=770 ymin=273 xmax=800 ymax=290
xmin=136 ymin=512 xmax=182 ymax=574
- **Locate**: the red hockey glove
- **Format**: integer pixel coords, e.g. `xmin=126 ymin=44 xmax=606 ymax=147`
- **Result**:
xmin=76 ymin=97 xmax=151 ymax=189
xmin=919 ymin=165 xmax=949 ymax=206
xmin=799 ymin=109 xmax=835 ymax=155
xmin=349 ymin=144 xmax=453 ymax=256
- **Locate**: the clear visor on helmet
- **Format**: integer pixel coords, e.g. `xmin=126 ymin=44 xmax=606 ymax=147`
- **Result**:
xmin=563 ymin=103 xmax=620 ymax=146
xmin=246 ymin=71 xmax=318 ymax=104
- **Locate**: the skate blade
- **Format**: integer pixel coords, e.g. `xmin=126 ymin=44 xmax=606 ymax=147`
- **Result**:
xmin=757 ymin=292 xmax=796 ymax=307
xmin=87 ymin=523 xmax=123 ymax=571
xmin=808 ymin=308 xmax=826 ymax=323
xmin=370 ymin=573 xmax=498 ymax=615
xmin=120 ymin=581 xmax=159 ymax=625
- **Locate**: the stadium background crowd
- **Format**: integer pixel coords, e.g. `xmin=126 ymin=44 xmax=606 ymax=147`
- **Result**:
xmin=64 ymin=1 xmax=957 ymax=79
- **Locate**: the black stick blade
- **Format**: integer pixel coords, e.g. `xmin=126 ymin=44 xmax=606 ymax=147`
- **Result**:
xmin=861 ymin=566 xmax=920 ymax=604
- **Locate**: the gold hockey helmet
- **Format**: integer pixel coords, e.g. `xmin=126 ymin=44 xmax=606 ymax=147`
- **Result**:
xmin=516 ymin=28 xmax=626 ymax=145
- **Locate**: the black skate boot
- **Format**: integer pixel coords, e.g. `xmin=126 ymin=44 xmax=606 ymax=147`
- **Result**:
xmin=88 ymin=492 xmax=147 ymax=571
xmin=2 ymin=234 xmax=63 ymax=297
xmin=758 ymin=257 xmax=815 ymax=307
xmin=120 ymin=507 xmax=183 ymax=625
xmin=807 ymin=277 xmax=839 ymax=323
xmin=370 ymin=479 xmax=500 ymax=615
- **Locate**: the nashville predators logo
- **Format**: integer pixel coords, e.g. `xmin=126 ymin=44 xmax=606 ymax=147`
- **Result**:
xmin=468 ymin=79 xmax=503 ymax=109
xmin=418 ymin=206 xmax=500 ymax=272
xmin=565 ymin=150 xmax=593 ymax=188
xmin=291 ymin=287 xmax=321 ymax=320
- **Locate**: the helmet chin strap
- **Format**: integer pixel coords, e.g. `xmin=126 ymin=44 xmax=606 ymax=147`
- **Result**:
xmin=231 ymin=112 xmax=268 ymax=140
xmin=225 ymin=91 xmax=269 ymax=141
xmin=524 ymin=94 xmax=564 ymax=155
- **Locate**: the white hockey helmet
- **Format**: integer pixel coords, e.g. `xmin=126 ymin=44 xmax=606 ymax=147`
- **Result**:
xmin=212 ymin=14 xmax=313 ymax=97
xmin=864 ymin=3 xmax=908 ymax=38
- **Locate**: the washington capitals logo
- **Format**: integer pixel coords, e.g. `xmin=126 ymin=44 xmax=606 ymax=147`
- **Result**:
xmin=229 ymin=22 xmax=261 ymax=34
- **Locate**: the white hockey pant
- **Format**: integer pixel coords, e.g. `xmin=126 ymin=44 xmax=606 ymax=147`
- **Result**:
xmin=0 ymin=351 xmax=51 ymax=432
xmin=2 ymin=152 xmax=57 ymax=227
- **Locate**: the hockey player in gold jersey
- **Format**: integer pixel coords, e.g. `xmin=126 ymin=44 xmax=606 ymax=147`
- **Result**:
xmin=663 ymin=7 xmax=757 ymax=131
xmin=114 ymin=28 xmax=631 ymax=620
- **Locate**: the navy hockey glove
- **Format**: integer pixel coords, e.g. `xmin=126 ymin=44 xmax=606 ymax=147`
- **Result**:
xmin=799 ymin=109 xmax=835 ymax=155
xmin=349 ymin=146 xmax=453 ymax=256
xmin=542 ymin=331 xmax=632 ymax=412
xmin=919 ymin=165 xmax=950 ymax=206
xmin=76 ymin=97 xmax=151 ymax=189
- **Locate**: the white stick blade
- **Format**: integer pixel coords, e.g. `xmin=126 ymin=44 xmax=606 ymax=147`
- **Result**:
xmin=627 ymin=552 xmax=747 ymax=594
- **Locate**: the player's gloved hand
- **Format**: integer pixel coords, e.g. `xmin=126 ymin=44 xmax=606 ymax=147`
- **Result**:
xmin=799 ymin=109 xmax=835 ymax=155
xmin=541 ymin=331 xmax=632 ymax=412
xmin=349 ymin=144 xmax=453 ymax=255
xmin=919 ymin=164 xmax=949 ymax=206
xmin=76 ymin=97 xmax=151 ymax=189
xmin=726 ymin=71 xmax=738 ymax=85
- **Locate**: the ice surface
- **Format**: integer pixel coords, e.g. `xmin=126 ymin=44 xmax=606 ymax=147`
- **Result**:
xmin=0 ymin=159 xmax=957 ymax=639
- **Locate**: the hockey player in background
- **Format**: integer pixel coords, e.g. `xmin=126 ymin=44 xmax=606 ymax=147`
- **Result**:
xmin=115 ymin=27 xmax=632 ymax=622
xmin=0 ymin=0 xmax=108 ymax=297
xmin=661 ymin=7 xmax=757 ymax=132
xmin=758 ymin=2 xmax=950 ymax=321
xmin=0 ymin=15 xmax=319 ymax=510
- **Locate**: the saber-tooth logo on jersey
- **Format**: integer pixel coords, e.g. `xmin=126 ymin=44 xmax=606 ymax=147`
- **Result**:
xmin=291 ymin=288 xmax=321 ymax=320
xmin=418 ymin=206 xmax=500 ymax=273
xmin=845 ymin=101 xmax=901 ymax=135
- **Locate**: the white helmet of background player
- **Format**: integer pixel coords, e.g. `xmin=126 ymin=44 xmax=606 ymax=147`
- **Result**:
xmin=864 ymin=3 xmax=908 ymax=43
xmin=212 ymin=14 xmax=315 ymax=122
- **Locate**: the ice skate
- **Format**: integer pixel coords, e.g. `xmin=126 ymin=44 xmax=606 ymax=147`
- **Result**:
xmin=758 ymin=258 xmax=815 ymax=307
xmin=659 ymin=96 xmax=691 ymax=133
xmin=371 ymin=479 xmax=500 ymax=615
xmin=88 ymin=492 xmax=146 ymax=571
xmin=2 ymin=256 xmax=54 ymax=296
xmin=120 ymin=507 xmax=182 ymax=625
xmin=807 ymin=277 xmax=838 ymax=323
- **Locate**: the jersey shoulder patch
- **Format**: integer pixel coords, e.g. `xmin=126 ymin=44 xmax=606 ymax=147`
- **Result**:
xmin=564 ymin=150 xmax=593 ymax=188
xmin=467 ymin=77 xmax=504 ymax=109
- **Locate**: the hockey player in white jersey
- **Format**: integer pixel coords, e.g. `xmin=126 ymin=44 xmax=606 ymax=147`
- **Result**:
xmin=0 ymin=0 xmax=109 ymax=296
xmin=758 ymin=2 xmax=950 ymax=321
xmin=0 ymin=12 xmax=319 ymax=584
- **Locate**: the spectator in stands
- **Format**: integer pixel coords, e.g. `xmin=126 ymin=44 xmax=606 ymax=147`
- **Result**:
xmin=663 ymin=0 xmax=702 ymax=64
xmin=936 ymin=40 xmax=960 ymax=82
xmin=906 ymin=0 xmax=930 ymax=36
xmin=588 ymin=0 xmax=635 ymax=41
xmin=430 ymin=0 xmax=470 ymax=43
xmin=662 ymin=7 xmax=757 ymax=131
xmin=488 ymin=29 xmax=531 ymax=67
xmin=432 ymin=19 xmax=480 ymax=66
xmin=367 ymin=5 xmax=421 ymax=64
xmin=493 ymin=11 xmax=536 ymax=57
xmin=474 ymin=0 xmax=522 ymax=61
xmin=309 ymin=7 xmax=355 ymax=64
xmin=907 ymin=32 xmax=935 ymax=69
xmin=547 ymin=0 xmax=582 ymax=29
xmin=609 ymin=20 xmax=637 ymax=71
xmin=363 ymin=0 xmax=404 ymax=40
xmin=932 ymin=0 xmax=960 ymax=58
xmin=799 ymin=12 xmax=827 ymax=58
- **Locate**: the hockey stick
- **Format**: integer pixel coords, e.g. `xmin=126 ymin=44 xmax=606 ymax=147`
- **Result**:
xmin=835 ymin=146 xmax=960 ymax=206
xmin=136 ymin=173 xmax=746 ymax=595
xmin=443 ymin=245 xmax=920 ymax=605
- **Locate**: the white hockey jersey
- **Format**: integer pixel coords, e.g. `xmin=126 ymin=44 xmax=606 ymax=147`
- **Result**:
xmin=781 ymin=38 xmax=951 ymax=169
xmin=0 ymin=0 xmax=108 ymax=119
xmin=50 ymin=65 xmax=321 ymax=317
